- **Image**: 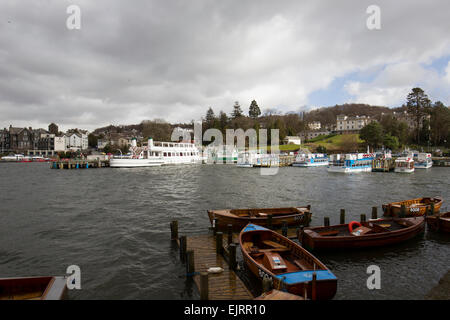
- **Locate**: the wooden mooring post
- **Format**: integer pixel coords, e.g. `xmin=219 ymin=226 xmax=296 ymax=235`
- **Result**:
xmin=360 ymin=214 xmax=366 ymax=223
xmin=200 ymin=272 xmax=209 ymax=300
xmin=170 ymin=220 xmax=178 ymax=241
xmin=371 ymin=207 xmax=378 ymax=220
xmin=324 ymin=217 xmax=330 ymax=227
xmin=340 ymin=209 xmax=345 ymax=224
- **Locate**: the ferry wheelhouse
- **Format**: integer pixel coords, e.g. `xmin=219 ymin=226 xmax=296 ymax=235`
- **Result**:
xmin=110 ymin=138 xmax=202 ymax=168
xmin=414 ymin=153 xmax=432 ymax=169
xmin=292 ymin=153 xmax=329 ymax=167
xmin=327 ymin=153 xmax=374 ymax=173
xmin=394 ymin=156 xmax=415 ymax=173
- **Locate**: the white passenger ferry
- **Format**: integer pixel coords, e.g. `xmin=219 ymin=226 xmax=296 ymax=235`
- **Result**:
xmin=110 ymin=138 xmax=202 ymax=168
xmin=394 ymin=156 xmax=415 ymax=173
xmin=327 ymin=153 xmax=374 ymax=173
xmin=413 ymin=153 xmax=432 ymax=169
xmin=292 ymin=153 xmax=329 ymax=167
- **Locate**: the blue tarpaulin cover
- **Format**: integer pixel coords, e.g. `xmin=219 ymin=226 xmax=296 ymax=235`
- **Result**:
xmin=275 ymin=270 xmax=337 ymax=284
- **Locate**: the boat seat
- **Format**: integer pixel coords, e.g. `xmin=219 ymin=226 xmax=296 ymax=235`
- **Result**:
xmin=262 ymin=240 xmax=288 ymax=250
xmin=293 ymin=259 xmax=310 ymax=270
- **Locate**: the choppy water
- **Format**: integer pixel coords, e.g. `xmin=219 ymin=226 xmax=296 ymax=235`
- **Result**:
xmin=0 ymin=162 xmax=448 ymax=299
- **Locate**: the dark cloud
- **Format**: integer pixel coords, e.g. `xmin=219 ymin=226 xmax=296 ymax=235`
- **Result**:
xmin=0 ymin=0 xmax=449 ymax=131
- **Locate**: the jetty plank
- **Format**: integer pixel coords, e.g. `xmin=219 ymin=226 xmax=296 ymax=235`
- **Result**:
xmin=186 ymin=235 xmax=254 ymax=300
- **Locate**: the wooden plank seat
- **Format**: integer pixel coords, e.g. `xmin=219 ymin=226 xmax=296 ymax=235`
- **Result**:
xmin=293 ymin=259 xmax=310 ymax=270
xmin=262 ymin=240 xmax=288 ymax=250
xmin=318 ymin=230 xmax=339 ymax=236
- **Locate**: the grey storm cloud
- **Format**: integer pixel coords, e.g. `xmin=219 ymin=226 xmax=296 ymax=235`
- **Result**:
xmin=0 ymin=0 xmax=449 ymax=131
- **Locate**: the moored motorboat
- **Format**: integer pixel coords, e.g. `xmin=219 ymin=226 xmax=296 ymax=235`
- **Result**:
xmin=292 ymin=153 xmax=329 ymax=167
xmin=0 ymin=276 xmax=67 ymax=300
xmin=426 ymin=212 xmax=450 ymax=233
xmin=298 ymin=217 xmax=425 ymax=250
xmin=394 ymin=156 xmax=415 ymax=173
xmin=327 ymin=153 xmax=374 ymax=173
xmin=239 ymin=224 xmax=337 ymax=300
xmin=382 ymin=196 xmax=443 ymax=217
xmin=208 ymin=206 xmax=311 ymax=231
xmin=414 ymin=153 xmax=432 ymax=169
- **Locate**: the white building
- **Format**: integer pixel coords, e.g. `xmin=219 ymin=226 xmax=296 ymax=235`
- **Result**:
xmin=65 ymin=132 xmax=88 ymax=151
xmin=54 ymin=135 xmax=67 ymax=152
xmin=336 ymin=115 xmax=372 ymax=133
xmin=283 ymin=136 xmax=302 ymax=145
xmin=308 ymin=121 xmax=321 ymax=130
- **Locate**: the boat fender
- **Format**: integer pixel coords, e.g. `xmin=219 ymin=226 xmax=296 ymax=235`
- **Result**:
xmin=348 ymin=221 xmax=362 ymax=233
xmin=207 ymin=267 xmax=224 ymax=274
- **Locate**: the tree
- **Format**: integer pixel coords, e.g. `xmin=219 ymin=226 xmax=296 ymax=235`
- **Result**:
xmin=359 ymin=121 xmax=384 ymax=148
xmin=248 ymin=100 xmax=261 ymax=119
xmin=88 ymin=133 xmax=98 ymax=148
xmin=406 ymin=87 xmax=432 ymax=144
xmin=205 ymin=107 xmax=216 ymax=125
xmin=231 ymin=101 xmax=243 ymax=119
xmin=218 ymin=111 xmax=229 ymax=133
xmin=430 ymin=101 xmax=450 ymax=146
xmin=383 ymin=134 xmax=399 ymax=150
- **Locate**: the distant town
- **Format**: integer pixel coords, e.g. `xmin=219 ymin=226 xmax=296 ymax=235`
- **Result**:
xmin=1 ymin=88 xmax=449 ymax=158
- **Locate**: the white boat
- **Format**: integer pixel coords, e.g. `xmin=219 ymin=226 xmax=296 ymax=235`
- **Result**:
xmin=327 ymin=153 xmax=374 ymax=173
xmin=413 ymin=153 xmax=432 ymax=169
xmin=292 ymin=153 xmax=329 ymax=167
xmin=236 ymin=151 xmax=279 ymax=168
xmin=206 ymin=145 xmax=239 ymax=164
xmin=394 ymin=156 xmax=415 ymax=173
xmin=1 ymin=154 xmax=24 ymax=161
xmin=110 ymin=138 xmax=202 ymax=168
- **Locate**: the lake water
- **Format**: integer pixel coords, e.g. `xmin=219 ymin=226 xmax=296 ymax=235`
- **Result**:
xmin=0 ymin=162 xmax=448 ymax=299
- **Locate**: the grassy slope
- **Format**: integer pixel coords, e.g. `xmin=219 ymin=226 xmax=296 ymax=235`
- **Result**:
xmin=305 ymin=134 xmax=363 ymax=151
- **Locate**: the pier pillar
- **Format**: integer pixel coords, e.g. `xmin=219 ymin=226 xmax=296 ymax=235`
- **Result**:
xmin=324 ymin=217 xmax=330 ymax=227
xmin=179 ymin=235 xmax=187 ymax=263
xmin=200 ymin=272 xmax=209 ymax=300
xmin=213 ymin=218 xmax=218 ymax=235
xmin=371 ymin=207 xmax=378 ymax=220
xmin=229 ymin=243 xmax=237 ymax=270
xmin=400 ymin=204 xmax=406 ymax=218
xmin=262 ymin=277 xmax=273 ymax=293
xmin=227 ymin=224 xmax=233 ymax=246
xmin=340 ymin=209 xmax=345 ymax=224
xmin=430 ymin=203 xmax=435 ymax=216
xmin=312 ymin=272 xmax=317 ymax=300
xmin=170 ymin=220 xmax=178 ymax=240
xmin=186 ymin=250 xmax=195 ymax=275
xmin=216 ymin=232 xmax=223 ymax=255
xmin=360 ymin=214 xmax=366 ymax=223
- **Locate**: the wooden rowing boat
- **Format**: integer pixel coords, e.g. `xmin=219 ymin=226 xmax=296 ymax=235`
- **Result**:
xmin=239 ymin=224 xmax=337 ymax=300
xmin=0 ymin=276 xmax=67 ymax=300
xmin=382 ymin=196 xmax=443 ymax=217
xmin=208 ymin=206 xmax=311 ymax=231
xmin=426 ymin=212 xmax=450 ymax=233
xmin=299 ymin=217 xmax=425 ymax=251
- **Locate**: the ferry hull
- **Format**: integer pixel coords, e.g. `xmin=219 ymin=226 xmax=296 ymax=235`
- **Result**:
xmin=414 ymin=163 xmax=432 ymax=169
xmin=327 ymin=166 xmax=372 ymax=173
xmin=110 ymin=159 xmax=163 ymax=168
xmin=394 ymin=167 xmax=415 ymax=173
xmin=292 ymin=161 xmax=329 ymax=167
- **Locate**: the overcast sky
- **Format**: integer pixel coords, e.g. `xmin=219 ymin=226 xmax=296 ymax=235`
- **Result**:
xmin=1 ymin=0 xmax=449 ymax=131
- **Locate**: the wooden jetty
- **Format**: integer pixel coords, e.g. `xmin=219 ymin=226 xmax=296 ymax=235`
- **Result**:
xmin=51 ymin=159 xmax=110 ymax=169
xmin=170 ymin=220 xmax=308 ymax=300
xmin=432 ymin=157 xmax=450 ymax=167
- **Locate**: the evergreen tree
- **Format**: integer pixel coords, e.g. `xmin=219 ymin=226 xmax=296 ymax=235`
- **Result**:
xmin=248 ymin=100 xmax=261 ymax=119
xmin=231 ymin=101 xmax=243 ymax=119
xmin=360 ymin=121 xmax=384 ymax=148
xmin=205 ymin=107 xmax=215 ymax=125
xmin=406 ymin=88 xmax=432 ymax=144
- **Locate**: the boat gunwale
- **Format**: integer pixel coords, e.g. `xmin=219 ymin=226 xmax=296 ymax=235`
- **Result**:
xmin=302 ymin=217 xmax=425 ymax=241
